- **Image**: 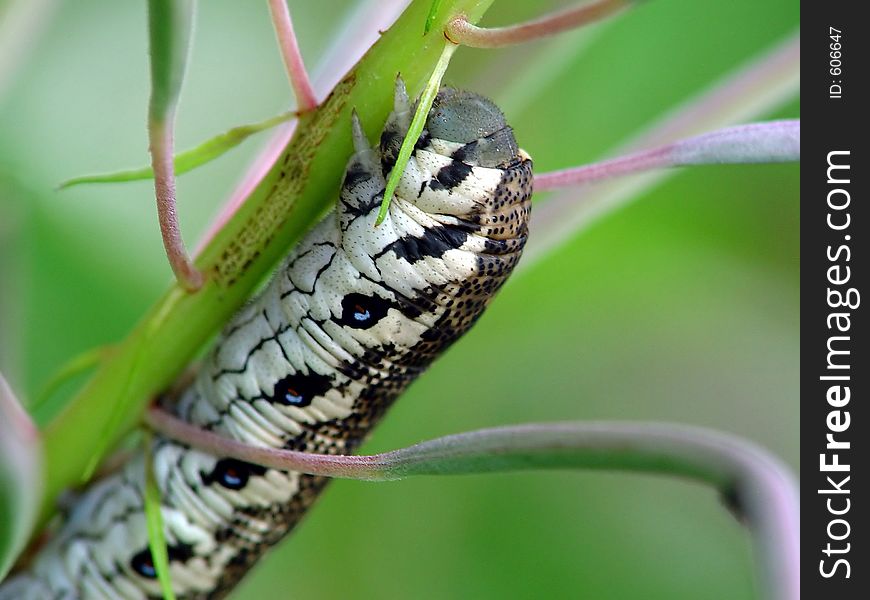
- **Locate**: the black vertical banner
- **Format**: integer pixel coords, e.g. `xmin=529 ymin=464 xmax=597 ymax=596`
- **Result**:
xmin=803 ymin=4 xmax=867 ymax=599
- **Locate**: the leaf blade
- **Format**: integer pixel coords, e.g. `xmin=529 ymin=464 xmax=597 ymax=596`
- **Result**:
xmin=58 ymin=111 xmax=295 ymax=189
xmin=143 ymin=432 xmax=177 ymax=600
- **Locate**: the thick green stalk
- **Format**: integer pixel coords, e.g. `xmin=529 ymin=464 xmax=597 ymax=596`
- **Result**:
xmin=38 ymin=0 xmax=494 ymax=527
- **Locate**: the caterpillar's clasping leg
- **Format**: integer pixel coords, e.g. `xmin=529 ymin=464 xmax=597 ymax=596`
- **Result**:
xmin=350 ymin=110 xmax=379 ymax=174
xmin=393 ymin=76 xmax=412 ymax=133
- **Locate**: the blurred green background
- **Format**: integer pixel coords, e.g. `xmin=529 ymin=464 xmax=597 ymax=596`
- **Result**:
xmin=0 ymin=1 xmax=798 ymax=599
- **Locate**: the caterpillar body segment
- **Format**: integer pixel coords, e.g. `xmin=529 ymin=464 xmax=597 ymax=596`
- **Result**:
xmin=1 ymin=83 xmax=533 ymax=599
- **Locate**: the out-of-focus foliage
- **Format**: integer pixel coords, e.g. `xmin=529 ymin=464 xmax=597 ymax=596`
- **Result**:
xmin=0 ymin=0 xmax=798 ymax=598
xmin=0 ymin=373 xmax=41 ymax=581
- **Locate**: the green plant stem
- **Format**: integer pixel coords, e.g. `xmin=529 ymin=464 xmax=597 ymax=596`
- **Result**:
xmin=32 ymin=345 xmax=108 ymax=412
xmin=37 ymin=0 xmax=495 ymax=531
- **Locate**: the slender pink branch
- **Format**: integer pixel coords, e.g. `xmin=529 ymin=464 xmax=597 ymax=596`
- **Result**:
xmin=534 ymin=119 xmax=800 ymax=192
xmin=267 ymin=0 xmax=318 ymax=112
xmin=149 ymin=117 xmax=203 ymax=291
xmin=640 ymin=33 xmax=800 ymax=147
xmin=145 ymin=405 xmax=389 ymax=479
xmin=446 ymin=0 xmax=631 ymax=48
xmin=145 ymin=404 xmax=798 ymax=600
xmin=523 ymin=32 xmax=800 ymax=267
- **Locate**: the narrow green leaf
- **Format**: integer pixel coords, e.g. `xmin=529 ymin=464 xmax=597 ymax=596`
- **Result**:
xmin=0 ymin=373 xmax=42 ymax=580
xmin=58 ymin=111 xmax=295 ymax=189
xmin=143 ymin=432 xmax=176 ymax=600
xmin=31 ymin=346 xmax=108 ymax=412
xmin=375 ymin=41 xmax=457 ymax=225
xmin=82 ymin=302 xmax=164 ymax=483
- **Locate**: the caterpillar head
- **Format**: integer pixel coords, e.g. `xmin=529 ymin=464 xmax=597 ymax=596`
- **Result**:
xmin=426 ymin=88 xmax=520 ymax=168
xmin=342 ymin=78 xmax=532 ymax=234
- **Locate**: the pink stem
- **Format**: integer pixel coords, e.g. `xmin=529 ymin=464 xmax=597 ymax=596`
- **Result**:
xmin=446 ymin=0 xmax=631 ymax=48
xmin=149 ymin=116 xmax=204 ymax=291
xmin=145 ymin=405 xmax=388 ymax=479
xmin=145 ymin=404 xmax=798 ymax=600
xmin=267 ymin=0 xmax=318 ymax=112
xmin=534 ymin=119 xmax=800 ymax=191
xmin=524 ymin=32 xmax=799 ymax=266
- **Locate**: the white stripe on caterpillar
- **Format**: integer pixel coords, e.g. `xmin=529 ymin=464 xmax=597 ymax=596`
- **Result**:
xmin=1 ymin=80 xmax=532 ymax=600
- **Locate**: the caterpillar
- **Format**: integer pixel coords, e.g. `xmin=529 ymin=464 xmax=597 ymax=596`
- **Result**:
xmin=0 ymin=81 xmax=533 ymax=599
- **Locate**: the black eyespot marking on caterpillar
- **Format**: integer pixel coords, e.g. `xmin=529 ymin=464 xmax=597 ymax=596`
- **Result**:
xmin=129 ymin=543 xmax=194 ymax=580
xmin=271 ymin=371 xmax=332 ymax=407
xmin=338 ymin=292 xmax=392 ymax=329
xmin=130 ymin=548 xmax=157 ymax=579
xmin=203 ymin=458 xmax=268 ymax=490
xmin=1 ymin=82 xmax=533 ymax=598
